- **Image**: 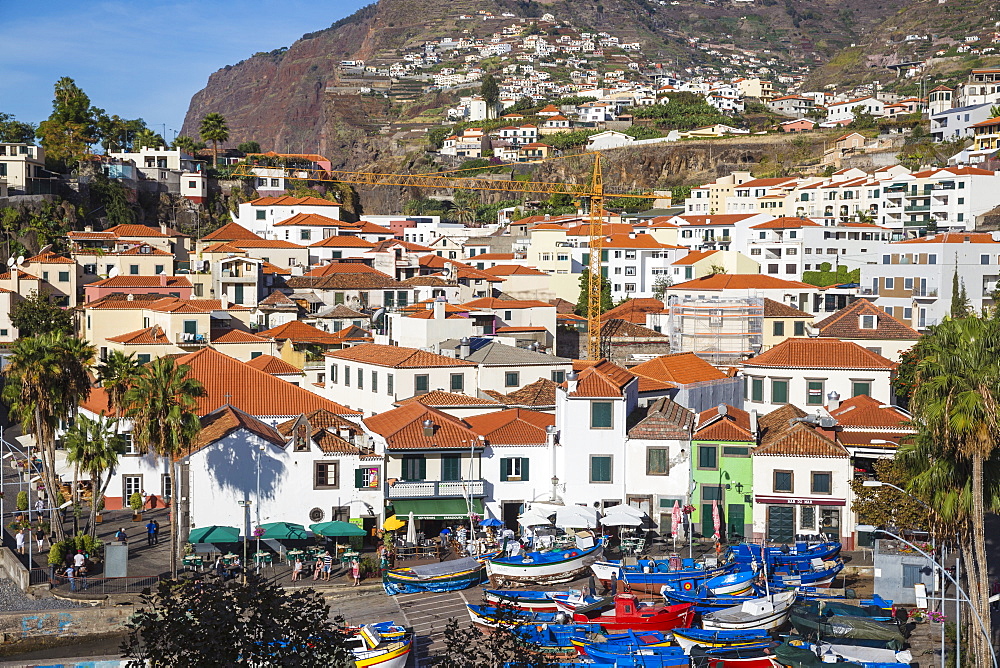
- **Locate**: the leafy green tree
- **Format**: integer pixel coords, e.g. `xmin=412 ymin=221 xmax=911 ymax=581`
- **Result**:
xmin=131 ymin=128 xmax=166 ymax=151
xmin=847 ymin=106 xmax=878 ymax=130
xmin=480 ymin=75 xmax=500 ymax=118
xmin=199 ymin=113 xmax=230 ymax=167
xmin=651 ymin=275 xmax=673 ymax=300
xmin=63 ymin=414 xmax=124 ymax=537
xmin=35 ymin=77 xmax=99 ymax=170
xmin=236 ymin=140 xmax=261 ymax=154
xmin=124 ymin=357 xmax=206 ymax=577
xmin=670 ymin=185 xmax=692 ymax=203
xmin=172 ymin=135 xmax=205 ymax=155
xmin=631 ymin=92 xmax=739 ymax=130
xmin=3 ymin=332 xmax=95 ymax=542
xmin=121 ymin=573 xmax=354 ymax=667
xmin=10 ymin=290 xmax=74 ymax=336
xmin=97 ymin=350 xmax=143 ymax=415
xmin=950 ymin=268 xmax=971 ymax=318
xmin=576 ymin=268 xmax=613 ymax=316
xmin=891 ymin=342 xmax=923 ymax=409
xmin=89 ymin=173 xmax=135 ymax=226
xmin=0 ymin=113 xmax=36 ymax=144
xmin=850 ymin=458 xmax=931 ymax=532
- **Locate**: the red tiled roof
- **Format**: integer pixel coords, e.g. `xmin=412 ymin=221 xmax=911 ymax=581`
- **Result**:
xmin=762 ymin=298 xmax=811 ymax=318
xmin=106 ymin=325 xmax=171 ymax=345
xmin=465 ymin=408 xmax=554 ymax=445
xmin=88 ymin=276 xmax=192 ymax=289
xmin=326 ymin=343 xmax=476 ymax=368
xmin=815 ymin=299 xmax=919 ymax=340
xmin=488 ymin=377 xmax=558 ymax=407
xmin=750 ymin=217 xmax=822 ymax=229
xmin=304 ymin=263 xmax=387 ymax=277
xmin=103 ymin=224 xmax=171 ymax=238
xmin=694 ymin=404 xmax=755 ymax=442
xmin=672 ymin=250 xmax=718 ymax=266
xmin=599 ymin=298 xmax=664 ymax=325
xmin=201 ymin=223 xmax=264 ymax=241
xmin=482 ymin=265 xmax=548 ymax=277
xmin=249 ymin=196 xmax=338 ymax=207
xmin=114 ymin=245 xmax=173 ymax=256
xmin=893 ymin=233 xmax=1000 ymax=245
xmin=245 ymin=354 xmax=304 ymax=375
xmin=212 ymin=329 xmax=271 ymax=344
xmin=25 ymin=251 xmax=75 ymax=264
xmin=672 ymin=214 xmax=759 ymax=226
xmin=273 ymin=213 xmax=351 ymax=227
xmin=630 ymin=353 xmax=727 ymax=385
xmin=202 ymin=242 xmax=247 ymax=254
xmin=756 ymin=405 xmax=847 ymax=457
xmin=231 ymin=239 xmax=306 ymax=249
xmin=187 ymin=405 xmax=286 ymax=456
xmin=258 ymin=320 xmax=350 ymax=345
xmin=461 ymin=297 xmax=553 ymax=309
xmin=495 ymin=326 xmax=546 ymax=333
xmin=669 ymin=274 xmax=815 ymax=290
xmin=364 ymin=403 xmax=481 ymax=450
xmin=828 ymin=394 xmax=911 ymax=429
xmin=395 ymin=391 xmax=500 ymax=407
xmin=568 ymin=359 xmax=635 ymax=397
xmin=310 ymin=236 xmax=376 ymax=248
xmin=745 ymin=337 xmax=895 ymax=370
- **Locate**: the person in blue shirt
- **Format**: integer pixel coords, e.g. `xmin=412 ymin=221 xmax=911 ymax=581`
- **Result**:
xmin=145 ymin=520 xmax=156 ymax=546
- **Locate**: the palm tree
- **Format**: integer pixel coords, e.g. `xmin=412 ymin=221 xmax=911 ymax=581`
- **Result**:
xmin=171 ymin=135 xmax=205 ymax=157
xmin=132 ymin=128 xmax=165 ymax=151
xmin=124 ymin=357 xmax=206 ymax=578
xmin=2 ymin=333 xmax=94 ymax=542
xmin=96 ymin=350 xmax=142 ymax=416
xmin=907 ymin=316 xmax=1000 ymax=658
xmin=64 ymin=414 xmax=124 ymax=537
xmin=199 ymin=113 xmax=229 ymax=168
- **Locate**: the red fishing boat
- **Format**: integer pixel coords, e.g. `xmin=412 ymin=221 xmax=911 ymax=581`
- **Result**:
xmin=571 ymin=594 xmax=695 ymax=634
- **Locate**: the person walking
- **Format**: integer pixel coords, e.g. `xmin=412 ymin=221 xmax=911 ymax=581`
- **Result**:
xmin=152 ymin=520 xmax=160 ymax=545
xmin=34 ymin=498 xmax=44 ymax=522
xmin=73 ymin=550 xmax=86 ymax=569
xmin=34 ymin=525 xmax=45 ymax=551
xmin=66 ymin=565 xmax=76 ymax=592
xmin=141 ymin=489 xmax=149 ymax=510
xmin=291 ymin=558 xmax=303 ymax=582
xmin=114 ymin=527 xmax=127 ymax=544
xmin=145 ymin=519 xmax=156 ymax=547
xmin=15 ymin=529 xmax=25 ymax=555
xmin=351 ymin=558 xmax=361 ymax=586
xmin=321 ymin=551 xmax=333 ymax=581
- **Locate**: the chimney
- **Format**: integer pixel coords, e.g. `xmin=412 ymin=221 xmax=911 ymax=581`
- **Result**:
xmin=826 ymin=391 xmax=841 ymax=411
xmin=84 ymin=225 xmax=93 ymax=233
xmin=749 ymin=409 xmax=759 ymax=437
xmin=339 ymin=427 xmax=352 ymax=443
xmin=433 ymin=298 xmax=446 ymax=320
xmin=567 ymin=370 xmax=578 ymax=394
xmin=422 ymin=419 xmax=435 ymax=437
xmin=159 ymin=274 xmax=168 ymax=287
xmin=221 ymin=295 xmax=229 ymax=309
xmin=459 ymin=337 xmax=471 ymax=359
xmin=160 ymin=222 xmax=168 ymax=235
xmin=127 ymin=293 xmax=134 ymax=301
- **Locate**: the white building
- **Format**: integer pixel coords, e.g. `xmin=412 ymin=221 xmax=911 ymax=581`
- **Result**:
xmin=231 ymin=196 xmax=343 ymax=240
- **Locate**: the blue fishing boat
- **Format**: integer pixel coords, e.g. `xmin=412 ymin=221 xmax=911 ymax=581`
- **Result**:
xmin=569 ymin=629 xmax=674 ymax=656
xmin=487 ymin=540 xmax=604 ymax=587
xmin=671 ymin=628 xmax=772 ymax=653
xmin=512 ymin=623 xmax=601 ymax=659
xmin=661 ymin=584 xmax=768 ymax=613
xmin=592 ymin=554 xmax=739 ymax=594
xmin=769 ymin=558 xmax=845 ymax=588
xmin=383 ymin=556 xmax=489 ymax=595
xmin=584 ymin=644 xmax=689 ymax=667
xmin=731 ymin=541 xmax=841 ymax=566
xmin=663 ymin=569 xmax=756 ymax=596
xmin=484 ymin=589 xmax=568 ymax=612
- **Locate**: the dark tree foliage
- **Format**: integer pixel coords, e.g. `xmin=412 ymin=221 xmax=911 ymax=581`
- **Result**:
xmin=431 ymin=604 xmax=557 ymax=668
xmin=576 ymin=267 xmax=613 ymax=316
xmin=10 ymin=291 xmax=74 ymax=337
xmin=121 ymin=573 xmax=354 ymax=668
xmin=0 ymin=113 xmax=36 ymax=144
xmin=237 ymin=141 xmax=261 ymax=154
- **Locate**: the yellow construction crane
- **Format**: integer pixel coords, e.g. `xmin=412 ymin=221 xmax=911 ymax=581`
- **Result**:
xmin=231 ymin=153 xmax=660 ymax=360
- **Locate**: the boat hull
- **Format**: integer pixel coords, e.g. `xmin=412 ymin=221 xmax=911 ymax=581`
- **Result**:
xmin=354 ymin=639 xmax=411 ymax=668
xmin=592 ymin=560 xmax=727 ymax=594
xmin=487 ymin=543 xmax=604 ymax=587
xmin=672 ymin=628 xmax=772 ymax=653
xmin=382 ymin=567 xmax=484 ymax=595
xmin=700 ymin=591 xmax=796 ymax=631
xmin=483 ymin=589 xmax=563 ymax=612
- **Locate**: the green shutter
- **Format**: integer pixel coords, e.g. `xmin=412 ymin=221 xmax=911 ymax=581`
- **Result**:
xmin=355 ymin=468 xmax=364 ymax=489
xmin=500 ymin=458 xmax=509 ymax=482
xmin=419 ymin=457 xmax=427 ymax=481
xmin=521 ymin=457 xmax=529 ymax=481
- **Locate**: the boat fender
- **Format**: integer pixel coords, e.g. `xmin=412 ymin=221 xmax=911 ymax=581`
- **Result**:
xmin=643 ymin=565 xmax=652 ymax=573
xmin=522 ymin=557 xmax=534 ymax=563
xmin=568 ymin=551 xmax=577 ymax=557
xmin=682 ymin=580 xmax=693 ymax=591
xmin=555 ymin=612 xmax=568 ymax=624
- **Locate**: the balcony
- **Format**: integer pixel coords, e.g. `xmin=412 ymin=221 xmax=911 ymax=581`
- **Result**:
xmin=176 ymin=333 xmax=208 ymax=346
xmin=904 ymin=204 xmax=930 ymax=212
xmin=884 ymin=184 xmax=907 ymax=193
xmin=912 ymin=288 xmax=938 ymax=299
xmin=930 ymin=182 xmax=956 ymax=190
xmin=388 ymin=479 xmax=486 ymax=498
xmin=905 ymin=190 xmax=932 ymax=198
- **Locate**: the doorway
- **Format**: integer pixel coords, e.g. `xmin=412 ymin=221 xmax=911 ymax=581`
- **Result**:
xmin=767 ymin=505 xmax=795 ymax=544
xmin=501 ymin=501 xmax=522 ymax=531
xmin=727 ymin=504 xmax=745 ymax=541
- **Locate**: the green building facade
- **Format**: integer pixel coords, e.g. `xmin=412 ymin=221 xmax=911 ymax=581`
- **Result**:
xmin=690 ymin=405 xmax=755 ymax=541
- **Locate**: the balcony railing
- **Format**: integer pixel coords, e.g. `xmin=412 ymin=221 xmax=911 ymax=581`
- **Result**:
xmin=904 ymin=205 xmax=930 ymax=212
xmin=912 ymin=288 xmax=938 ymax=298
xmin=176 ymin=333 xmax=208 ymax=346
xmin=388 ymin=479 xmax=485 ymax=498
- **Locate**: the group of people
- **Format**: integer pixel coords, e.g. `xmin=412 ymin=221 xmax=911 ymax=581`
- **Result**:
xmin=55 ymin=550 xmax=92 ymax=592
xmin=14 ymin=525 xmax=46 ymax=555
xmin=289 ymin=551 xmax=361 ymax=585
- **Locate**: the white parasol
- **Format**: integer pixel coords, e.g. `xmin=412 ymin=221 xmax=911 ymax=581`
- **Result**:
xmin=555 ymin=505 xmax=601 ymax=529
xmin=406 ymin=510 xmax=417 ymax=544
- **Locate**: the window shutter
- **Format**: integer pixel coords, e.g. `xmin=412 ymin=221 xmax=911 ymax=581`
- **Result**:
xmin=500 ymin=458 xmax=509 ymax=482
xmin=418 ymin=457 xmax=427 ymax=481
xmin=355 ymin=468 xmax=364 ymax=489
xmin=520 ymin=458 xmax=529 ymax=481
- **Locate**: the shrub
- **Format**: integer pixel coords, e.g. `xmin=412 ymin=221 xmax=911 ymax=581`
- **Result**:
xmin=129 ymin=492 xmax=143 ymax=513
xmin=48 ymin=540 xmax=67 ymax=566
xmin=15 ymin=491 xmax=27 ymax=511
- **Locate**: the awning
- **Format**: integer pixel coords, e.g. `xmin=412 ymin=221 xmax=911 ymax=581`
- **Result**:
xmin=391 ymin=498 xmax=484 ymax=519
xmin=755 ymin=495 xmax=846 ymax=507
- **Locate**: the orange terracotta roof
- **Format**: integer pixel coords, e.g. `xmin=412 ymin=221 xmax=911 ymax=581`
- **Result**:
xmin=304 ymin=263 xmax=386 ymax=277
xmin=828 ymin=394 xmax=911 ymax=429
xmin=310 ymin=236 xmax=376 ymax=248
xmin=201 ymin=242 xmax=247 ymax=254
xmin=364 ymin=403 xmax=481 ymax=450
xmin=893 ymin=233 xmax=1000 ymax=245
xmin=143 ymin=297 xmax=251 ymax=313
xmin=672 ymin=250 xmax=718 ymax=266
xmin=201 ymin=223 xmax=264 ymax=241
xmin=106 ymin=325 xmax=171 ymax=345
xmin=568 ymin=359 xmax=635 ymax=397
xmin=212 ymin=329 xmax=271 ymax=344
xmin=482 ymin=264 xmax=547 ymax=278
xmin=630 ymin=353 xmax=728 ymax=385
xmin=187 ymin=405 xmax=286 ymax=456
xmin=103 ymin=224 xmax=171 ymax=238
xmin=815 ymin=299 xmax=919 ymax=340
xmin=231 ymin=239 xmax=306 ymax=249
xmin=249 ymin=196 xmax=338 ymax=207
xmin=275 ymin=409 xmax=364 ymax=436
xmin=260 ymin=260 xmax=291 ymax=275
xmin=750 ymin=217 xmax=822 ymax=229
xmin=490 ymin=377 xmax=558 ymax=407
xmin=598 ymin=234 xmax=679 ymax=249
xmin=258 ymin=320 xmax=350 ymax=345
xmin=566 ymin=223 xmax=635 ymax=236
xmin=600 ymin=298 xmax=665 ymax=325
xmin=762 ymin=298 xmax=811 ymax=318
xmin=694 ymin=404 xmax=754 ymax=442
xmin=465 ymin=408 xmax=554 ymax=445
xmin=356 ymin=221 xmax=395 ymax=234
xmin=461 ymin=297 xmax=553 ymax=309
xmin=744 ymin=337 xmax=895 ymax=370
xmin=669 ymin=274 xmax=815 ymax=290
xmin=395 ymin=391 xmax=500 ymax=407
xmin=673 ymin=214 xmax=759 ymax=226
xmin=327 ymin=343 xmax=476 ymax=368
xmin=273 ymin=213 xmax=351 ymax=227
xmin=88 ymin=275 xmax=192 ymax=288
xmin=756 ymin=405 xmax=847 ymax=457
xmin=495 ymin=326 xmax=546 ymax=333
xmin=25 ymin=251 xmax=74 ymax=264
xmin=370 ymin=239 xmax=434 ymax=253
xmin=113 ymin=245 xmax=173 ymax=256
xmin=245 ymin=354 xmax=304 ymax=375
xmin=259 ymin=291 xmax=297 ymax=307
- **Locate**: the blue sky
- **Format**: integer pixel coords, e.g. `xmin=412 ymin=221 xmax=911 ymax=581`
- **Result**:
xmin=1 ymin=0 xmax=370 ymax=134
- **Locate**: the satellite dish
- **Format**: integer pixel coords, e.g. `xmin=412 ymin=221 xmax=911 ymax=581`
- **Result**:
xmin=108 ymin=266 xmax=120 ymax=278
xmin=717 ymin=404 xmax=728 ymax=416
xmin=15 ymin=256 xmax=24 ymax=266
xmin=38 ymin=244 xmax=52 ymax=255
xmin=6 ymin=257 xmax=13 ymax=269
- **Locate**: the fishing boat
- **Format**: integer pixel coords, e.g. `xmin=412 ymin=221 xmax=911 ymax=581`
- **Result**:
xmin=671 ymin=628 xmax=772 ymax=653
xmin=730 ymin=542 xmax=841 ymax=567
xmin=487 ymin=540 xmax=604 ymax=587
xmin=591 ymin=554 xmax=735 ymax=593
xmin=583 ymin=644 xmax=689 ymax=667
xmin=484 ymin=589 xmax=567 ymax=612
xmin=787 ymin=639 xmax=913 ymax=665
xmin=662 ymin=585 xmax=768 ymax=613
xmin=688 ymin=643 xmax=780 ymax=668
xmin=701 ymin=590 xmax=797 ymax=631
xmin=685 ymin=569 xmax=756 ymax=596
xmin=382 ymin=556 xmax=488 ymax=595
xmin=788 ymin=607 xmax=909 ymax=644
xmin=794 ymin=599 xmax=898 ymax=623
xmin=569 ymin=629 xmax=674 ymax=656
xmin=769 ymin=558 xmax=845 ymax=588
xmin=345 ymin=622 xmax=413 ymax=668
xmin=551 ymin=590 xmax=608 ymax=613
xmin=773 ymin=639 xmax=904 ymax=668
xmin=513 ymin=623 xmax=601 ymax=660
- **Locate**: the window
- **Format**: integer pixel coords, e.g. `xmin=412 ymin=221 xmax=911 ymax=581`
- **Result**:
xmin=624 ymin=266 xmax=636 ymax=276
xmin=786 ymin=264 xmax=796 ymax=274
xmin=904 ymin=278 xmax=913 ymax=291
xmin=625 ymin=250 xmax=636 ymax=260
xmin=624 ymin=283 xmax=636 ymax=292
xmin=551 ymin=370 xmax=565 ymax=383
xmin=371 ymin=371 xmax=378 ymax=393
xmin=860 ymin=315 xmax=876 ymax=329
xmin=136 ymin=354 xmax=151 ymax=364
xmin=722 ymin=446 xmax=750 ymax=457
xmin=123 ymin=476 xmax=142 ymax=499
xmin=772 ymin=321 xmax=785 ymax=336
xmin=162 ymin=473 xmax=172 ymax=500
xmin=314 ymin=461 xmax=339 ymax=489
xmin=402 ymin=456 xmax=426 ymax=481
xmin=590 ymin=455 xmax=612 ymax=483
xmin=771 ymin=379 xmax=789 ymax=404
xmin=800 ymin=505 xmax=815 ymax=530
xmin=441 ymin=455 xmax=462 ymax=481
xmin=811 ymin=472 xmax=832 ymax=494
xmin=751 ymin=378 xmax=764 ymax=402
xmin=929 ymin=254 xmax=937 ymax=265
xmin=884 ymin=278 xmax=894 ymax=290
xmin=129 ymin=264 xmax=139 ymax=275
xmin=903 ymin=564 xmax=923 ymax=588
xmin=344 ymin=366 xmax=351 ymax=388
xmin=773 ymin=470 xmax=793 ymax=493
xmin=702 ymin=485 xmax=723 ymax=501
xmin=355 ymin=466 xmax=380 ymax=489
xmin=983 ymin=254 xmax=990 ymax=266
xmin=500 ymin=457 xmax=530 ymax=481
xmin=384 ymin=291 xmax=394 ymax=307
xmin=751 ymin=248 xmax=762 ymax=255
xmin=793 ymin=321 xmax=805 ymax=336
xmin=646 ymin=448 xmax=669 ymax=475
xmin=58 ymin=271 xmax=69 ymax=282
xmin=122 ymin=432 xmax=138 ymax=456
xmin=450 ymin=373 xmax=464 ymax=392
xmin=697 ymin=445 xmax=718 ymax=470
xmin=852 ymin=381 xmax=871 ymax=397
xmin=301 ymin=230 xmax=312 ymax=241
xmin=256 ymin=210 xmax=266 ymax=220
xmin=357 ymin=368 xmax=363 ymax=390
xmin=904 ymin=307 xmax=912 ymax=320
xmin=958 ymin=197 xmax=965 ymax=205
xmin=590 ymin=401 xmax=613 ymax=429
xmin=505 ymin=371 xmax=520 ymax=387
xmin=330 ymin=365 xmax=338 ymax=384
xmin=414 ymin=375 xmax=429 ymax=395
xmin=387 ymin=374 xmax=394 ymax=395
xmin=786 ymin=248 xmax=797 ymax=255
xmin=806 ymin=380 xmax=824 ymax=405
xmin=294 ymin=423 xmax=310 ymax=451
xmin=768 ymin=264 xmax=779 ymax=274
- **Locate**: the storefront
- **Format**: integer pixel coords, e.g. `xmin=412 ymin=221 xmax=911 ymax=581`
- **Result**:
xmin=756 ymin=495 xmax=847 ymax=547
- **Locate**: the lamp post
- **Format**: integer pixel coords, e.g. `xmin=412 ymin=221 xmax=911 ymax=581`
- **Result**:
xmin=861 ymin=476 xmax=944 ymax=666
xmin=857 ymin=525 xmax=997 ymax=668
xmin=237 ymin=499 xmax=252 ymax=584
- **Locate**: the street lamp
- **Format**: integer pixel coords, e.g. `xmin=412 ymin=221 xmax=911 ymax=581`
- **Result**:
xmin=857 ymin=525 xmax=998 ymax=668
xmin=237 ymin=499 xmax=252 ymax=584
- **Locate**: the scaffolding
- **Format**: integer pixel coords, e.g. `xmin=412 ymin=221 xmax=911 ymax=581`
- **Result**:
xmin=667 ymin=297 xmax=764 ymax=365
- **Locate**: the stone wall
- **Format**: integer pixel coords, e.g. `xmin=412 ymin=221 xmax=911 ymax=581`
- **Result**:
xmin=0 ymin=605 xmax=132 ymax=641
xmin=0 ymin=549 xmax=28 ymax=592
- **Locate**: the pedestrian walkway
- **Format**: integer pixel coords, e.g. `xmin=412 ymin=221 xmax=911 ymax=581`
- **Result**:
xmin=394 ymin=590 xmax=472 ymax=666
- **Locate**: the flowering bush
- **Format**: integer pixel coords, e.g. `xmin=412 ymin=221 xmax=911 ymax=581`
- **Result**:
xmin=927 ymin=610 xmax=946 ymax=623
xmin=252 ymin=527 xmax=265 ymax=538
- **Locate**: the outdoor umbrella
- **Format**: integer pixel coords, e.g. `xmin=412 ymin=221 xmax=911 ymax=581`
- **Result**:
xmin=671 ymin=500 xmax=682 ymax=549
xmin=605 ymin=504 xmax=645 ymax=519
xmin=517 ymin=511 xmax=553 ymax=528
xmin=712 ymin=500 xmax=721 ymax=541
xmin=480 ymin=518 xmax=504 ymax=527
xmin=188 ymin=525 xmax=239 ymax=544
xmin=555 ymin=505 xmax=600 ymax=529
xmin=600 ymin=513 xmax=642 ymax=527
xmin=383 ymin=515 xmax=406 ymax=531
xmin=258 ymin=521 xmax=308 ymax=541
xmin=310 ymin=521 xmax=366 ymax=537
xmin=405 ymin=510 xmax=417 ymax=544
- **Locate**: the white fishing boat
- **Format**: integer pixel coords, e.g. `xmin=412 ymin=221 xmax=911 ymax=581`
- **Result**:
xmin=346 ymin=623 xmax=412 ymax=668
xmin=818 ymin=641 xmax=913 ymax=664
xmin=486 ymin=538 xmax=604 ymax=587
xmin=700 ymin=590 xmax=796 ymax=631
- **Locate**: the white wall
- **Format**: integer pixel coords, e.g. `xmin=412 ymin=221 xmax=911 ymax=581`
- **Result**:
xmin=741 ymin=365 xmax=893 ymax=413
